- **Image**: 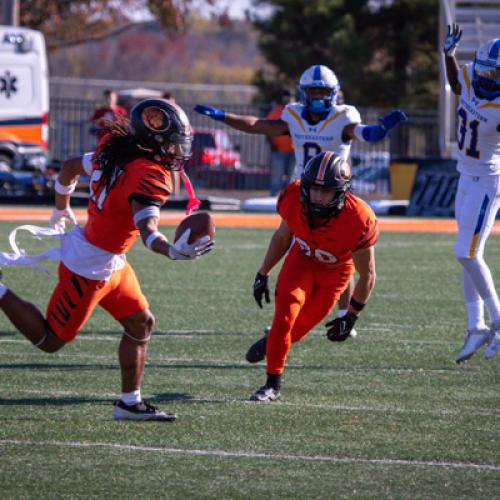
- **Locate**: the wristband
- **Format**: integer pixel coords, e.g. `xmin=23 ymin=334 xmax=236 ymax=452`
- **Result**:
xmin=349 ymin=297 xmax=366 ymax=312
xmin=133 ymin=206 xmax=160 ymax=226
xmin=55 ymin=179 xmax=77 ymax=195
xmin=145 ymin=231 xmax=167 ymax=250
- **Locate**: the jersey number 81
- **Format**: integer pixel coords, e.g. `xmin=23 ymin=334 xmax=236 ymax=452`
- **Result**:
xmin=457 ymin=108 xmax=480 ymax=159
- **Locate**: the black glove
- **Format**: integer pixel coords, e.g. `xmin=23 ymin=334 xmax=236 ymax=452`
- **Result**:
xmin=325 ymin=312 xmax=358 ymax=342
xmin=253 ymin=272 xmax=270 ymax=308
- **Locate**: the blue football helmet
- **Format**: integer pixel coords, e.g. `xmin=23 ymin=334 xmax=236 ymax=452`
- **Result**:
xmin=472 ymin=38 xmax=500 ymax=100
xmin=298 ymin=65 xmax=340 ymax=114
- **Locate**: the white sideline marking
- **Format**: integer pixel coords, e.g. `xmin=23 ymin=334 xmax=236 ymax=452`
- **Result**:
xmin=3 ymin=389 xmax=499 ymax=418
xmin=0 ymin=439 xmax=498 ymax=472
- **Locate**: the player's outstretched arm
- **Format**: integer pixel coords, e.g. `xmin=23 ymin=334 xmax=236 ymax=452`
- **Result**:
xmin=443 ymin=24 xmax=462 ymax=95
xmin=49 ymin=156 xmax=86 ymax=232
xmin=194 ymin=104 xmax=289 ymax=136
xmin=345 ymin=110 xmax=407 ymax=143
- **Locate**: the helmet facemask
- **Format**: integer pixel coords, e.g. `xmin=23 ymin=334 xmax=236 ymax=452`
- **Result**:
xmin=299 ymin=86 xmax=338 ymax=114
xmin=472 ymin=39 xmax=500 ymax=100
xmin=298 ymin=65 xmax=340 ymax=114
xmin=301 ymin=181 xmax=348 ymax=220
xmin=300 ymin=152 xmax=351 ymax=221
xmin=473 ymin=60 xmax=500 ymax=100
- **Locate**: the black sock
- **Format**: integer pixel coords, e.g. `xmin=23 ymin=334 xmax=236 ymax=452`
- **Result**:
xmin=266 ymin=373 xmax=281 ymax=390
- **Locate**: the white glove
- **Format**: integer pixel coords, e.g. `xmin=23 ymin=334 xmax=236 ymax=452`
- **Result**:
xmin=168 ymin=228 xmax=214 ymax=260
xmin=49 ymin=207 xmax=77 ymax=232
xmin=443 ymin=24 xmax=462 ymax=56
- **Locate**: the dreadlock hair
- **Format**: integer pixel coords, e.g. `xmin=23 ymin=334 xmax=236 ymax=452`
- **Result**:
xmin=93 ymin=115 xmax=146 ymax=193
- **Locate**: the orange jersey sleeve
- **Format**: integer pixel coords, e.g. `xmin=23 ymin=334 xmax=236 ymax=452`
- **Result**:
xmin=277 ymin=183 xmax=378 ymax=267
xmin=84 ymin=158 xmax=172 ymax=254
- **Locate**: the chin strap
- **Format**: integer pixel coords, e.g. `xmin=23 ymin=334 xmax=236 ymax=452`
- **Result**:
xmin=179 ymin=170 xmax=201 ymax=216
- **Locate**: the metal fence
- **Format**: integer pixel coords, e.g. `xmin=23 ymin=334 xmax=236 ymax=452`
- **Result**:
xmin=48 ymin=98 xmax=439 ymax=195
xmin=49 ymin=97 xmax=439 ymax=162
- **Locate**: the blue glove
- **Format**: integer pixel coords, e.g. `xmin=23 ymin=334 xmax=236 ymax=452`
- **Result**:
xmin=443 ymin=24 xmax=462 ymax=56
xmin=378 ymin=110 xmax=407 ymax=131
xmin=193 ymin=104 xmax=226 ymax=122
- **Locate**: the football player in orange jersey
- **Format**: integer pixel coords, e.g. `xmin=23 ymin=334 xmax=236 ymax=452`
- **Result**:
xmin=0 ymin=99 xmax=213 ymax=421
xmin=247 ymin=151 xmax=378 ymax=401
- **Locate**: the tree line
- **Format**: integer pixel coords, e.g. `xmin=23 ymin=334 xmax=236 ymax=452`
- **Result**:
xmin=19 ymin=0 xmax=439 ymax=109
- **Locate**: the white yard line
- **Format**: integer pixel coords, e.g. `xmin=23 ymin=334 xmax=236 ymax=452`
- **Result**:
xmin=3 ymin=388 xmax=498 ymax=418
xmin=0 ymin=439 xmax=498 ymax=472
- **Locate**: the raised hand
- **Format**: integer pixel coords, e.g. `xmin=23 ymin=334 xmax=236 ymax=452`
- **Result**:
xmin=443 ymin=24 xmax=462 ymax=56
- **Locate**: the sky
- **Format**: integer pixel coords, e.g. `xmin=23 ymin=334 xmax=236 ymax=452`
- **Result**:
xmin=223 ymin=0 xmax=253 ymax=19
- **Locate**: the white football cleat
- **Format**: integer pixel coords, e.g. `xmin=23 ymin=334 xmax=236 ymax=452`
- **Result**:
xmin=112 ymin=400 xmax=176 ymax=421
xmin=484 ymin=322 xmax=500 ymax=359
xmin=249 ymin=384 xmax=280 ymax=402
xmin=455 ymin=328 xmax=491 ymax=363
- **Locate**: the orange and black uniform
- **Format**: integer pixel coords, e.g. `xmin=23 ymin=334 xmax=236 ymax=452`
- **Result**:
xmin=46 ymin=146 xmax=173 ymax=342
xmin=266 ymin=181 xmax=378 ymax=374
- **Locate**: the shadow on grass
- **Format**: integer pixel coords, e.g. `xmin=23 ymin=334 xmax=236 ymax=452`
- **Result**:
xmin=0 ymin=331 xmax=16 ymax=337
xmin=0 ymin=392 xmax=193 ymax=407
xmin=0 ymin=363 xmax=116 ymax=371
xmin=0 ymin=396 xmax=112 ymax=406
xmin=80 ymin=330 xmax=251 ymax=338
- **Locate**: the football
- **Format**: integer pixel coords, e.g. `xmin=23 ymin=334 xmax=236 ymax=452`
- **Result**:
xmin=174 ymin=212 xmax=215 ymax=244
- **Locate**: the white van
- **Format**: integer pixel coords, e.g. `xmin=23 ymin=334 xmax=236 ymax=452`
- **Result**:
xmin=0 ymin=26 xmax=49 ymax=171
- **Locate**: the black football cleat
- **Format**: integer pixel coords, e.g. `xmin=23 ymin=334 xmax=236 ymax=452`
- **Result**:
xmin=245 ymin=332 xmax=268 ymax=363
xmin=249 ymin=384 xmax=281 ymax=402
xmin=112 ymin=400 xmax=176 ymax=421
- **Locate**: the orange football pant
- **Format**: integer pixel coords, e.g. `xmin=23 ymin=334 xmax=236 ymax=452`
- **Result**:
xmin=46 ymin=261 xmax=149 ymax=342
xmin=266 ymin=248 xmax=354 ymax=375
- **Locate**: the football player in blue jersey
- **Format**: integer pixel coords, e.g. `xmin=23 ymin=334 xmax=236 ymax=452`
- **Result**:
xmin=443 ymin=25 xmax=500 ymax=362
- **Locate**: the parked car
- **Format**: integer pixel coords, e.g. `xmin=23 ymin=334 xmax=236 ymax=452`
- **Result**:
xmin=188 ymin=127 xmax=241 ymax=170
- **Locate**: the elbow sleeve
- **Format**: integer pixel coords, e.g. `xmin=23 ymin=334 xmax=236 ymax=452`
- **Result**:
xmin=353 ymin=124 xmax=388 ymax=143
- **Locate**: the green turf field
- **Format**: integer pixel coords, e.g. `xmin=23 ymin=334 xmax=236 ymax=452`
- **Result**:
xmin=0 ymin=221 xmax=499 ymax=499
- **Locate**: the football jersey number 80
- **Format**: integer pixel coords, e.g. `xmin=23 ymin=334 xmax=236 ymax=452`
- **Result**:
xmin=295 ymin=236 xmax=338 ymax=264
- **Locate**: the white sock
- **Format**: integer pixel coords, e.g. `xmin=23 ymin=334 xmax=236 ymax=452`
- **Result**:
xmin=121 ymin=390 xmax=141 ymax=406
xmin=460 ymin=256 xmax=500 ymax=321
xmin=465 ymin=300 xmax=486 ymax=330
xmin=337 ymin=308 xmax=348 ymax=318
xmin=0 ymin=283 xmax=7 ymax=300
